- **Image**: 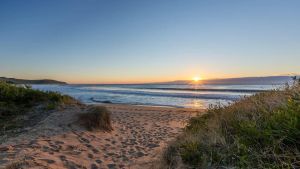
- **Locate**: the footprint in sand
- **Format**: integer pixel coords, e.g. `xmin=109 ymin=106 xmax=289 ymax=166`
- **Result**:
xmin=107 ymin=164 xmax=117 ymax=169
xmin=88 ymin=153 xmax=94 ymax=159
xmin=40 ymin=158 xmax=56 ymax=164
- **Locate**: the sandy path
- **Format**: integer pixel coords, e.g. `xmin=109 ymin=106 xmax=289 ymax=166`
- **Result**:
xmin=0 ymin=104 xmax=202 ymax=169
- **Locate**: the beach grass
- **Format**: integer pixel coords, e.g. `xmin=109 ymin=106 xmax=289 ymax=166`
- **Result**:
xmin=163 ymin=80 xmax=300 ymax=168
xmin=0 ymin=81 xmax=76 ymax=133
xmin=78 ymin=106 xmax=113 ymax=131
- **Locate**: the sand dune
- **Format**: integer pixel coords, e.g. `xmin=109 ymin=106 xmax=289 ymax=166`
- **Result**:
xmin=0 ymin=104 xmax=202 ymax=169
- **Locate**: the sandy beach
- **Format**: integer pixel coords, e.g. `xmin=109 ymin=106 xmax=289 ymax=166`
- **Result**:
xmin=0 ymin=104 xmax=202 ymax=169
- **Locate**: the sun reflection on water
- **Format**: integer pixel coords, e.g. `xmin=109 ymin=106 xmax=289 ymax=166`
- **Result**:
xmin=185 ymin=99 xmax=205 ymax=109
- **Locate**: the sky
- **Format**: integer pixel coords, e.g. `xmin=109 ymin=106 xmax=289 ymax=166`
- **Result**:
xmin=0 ymin=0 xmax=300 ymax=84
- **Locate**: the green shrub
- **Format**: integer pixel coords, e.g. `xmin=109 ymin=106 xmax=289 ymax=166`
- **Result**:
xmin=164 ymin=82 xmax=300 ymax=168
xmin=0 ymin=81 xmax=76 ymax=132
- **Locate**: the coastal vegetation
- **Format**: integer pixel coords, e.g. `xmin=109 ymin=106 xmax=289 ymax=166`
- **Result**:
xmin=0 ymin=81 xmax=114 ymax=139
xmin=163 ymin=80 xmax=300 ymax=168
xmin=0 ymin=81 xmax=75 ymax=135
xmin=78 ymin=106 xmax=113 ymax=131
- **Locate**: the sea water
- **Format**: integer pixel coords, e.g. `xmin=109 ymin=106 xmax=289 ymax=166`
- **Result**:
xmin=32 ymin=83 xmax=285 ymax=108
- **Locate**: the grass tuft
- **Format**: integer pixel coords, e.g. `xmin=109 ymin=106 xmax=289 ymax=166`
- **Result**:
xmin=78 ymin=106 xmax=113 ymax=131
xmin=163 ymin=81 xmax=300 ymax=168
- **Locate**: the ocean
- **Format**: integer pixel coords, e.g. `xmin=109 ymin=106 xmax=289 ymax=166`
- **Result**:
xmin=31 ymin=82 xmax=289 ymax=108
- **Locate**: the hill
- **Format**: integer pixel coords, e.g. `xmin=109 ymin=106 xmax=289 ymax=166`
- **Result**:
xmin=156 ymin=76 xmax=294 ymax=85
xmin=0 ymin=77 xmax=67 ymax=85
xmin=0 ymin=81 xmax=74 ymax=139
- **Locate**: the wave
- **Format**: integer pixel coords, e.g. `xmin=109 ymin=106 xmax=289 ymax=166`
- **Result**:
xmin=32 ymin=84 xmax=259 ymax=100
xmin=140 ymin=87 xmax=268 ymax=93
xmin=31 ymin=84 xmax=255 ymax=108
xmin=90 ymin=98 xmax=184 ymax=108
xmin=76 ymin=87 xmax=242 ymax=100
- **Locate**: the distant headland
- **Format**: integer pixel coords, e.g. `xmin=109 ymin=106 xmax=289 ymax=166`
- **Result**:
xmin=154 ymin=76 xmax=295 ymax=85
xmin=0 ymin=77 xmax=67 ymax=85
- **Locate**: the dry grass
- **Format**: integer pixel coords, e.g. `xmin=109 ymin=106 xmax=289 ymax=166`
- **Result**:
xmin=78 ymin=106 xmax=113 ymax=131
xmin=162 ymin=81 xmax=300 ymax=168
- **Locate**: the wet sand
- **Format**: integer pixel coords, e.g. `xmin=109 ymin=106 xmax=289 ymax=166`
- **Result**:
xmin=0 ymin=104 xmax=203 ymax=169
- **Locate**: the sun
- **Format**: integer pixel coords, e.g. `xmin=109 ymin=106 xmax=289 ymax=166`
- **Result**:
xmin=193 ymin=76 xmax=202 ymax=82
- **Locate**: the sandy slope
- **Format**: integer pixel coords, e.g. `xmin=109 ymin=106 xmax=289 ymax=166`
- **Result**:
xmin=0 ymin=104 xmax=202 ymax=169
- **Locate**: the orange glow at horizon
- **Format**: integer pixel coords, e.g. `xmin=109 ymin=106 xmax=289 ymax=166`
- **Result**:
xmin=193 ymin=76 xmax=203 ymax=82
xmin=60 ymin=74 xmax=209 ymax=84
xmin=12 ymin=71 xmax=291 ymax=84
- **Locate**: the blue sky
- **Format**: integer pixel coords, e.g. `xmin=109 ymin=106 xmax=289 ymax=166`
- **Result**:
xmin=0 ymin=0 xmax=299 ymax=83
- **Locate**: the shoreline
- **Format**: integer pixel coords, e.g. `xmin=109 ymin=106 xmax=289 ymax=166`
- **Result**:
xmin=91 ymin=102 xmax=204 ymax=109
xmin=0 ymin=103 xmax=203 ymax=169
xmin=89 ymin=100 xmax=187 ymax=109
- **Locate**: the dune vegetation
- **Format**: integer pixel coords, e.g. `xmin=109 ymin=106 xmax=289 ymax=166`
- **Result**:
xmin=78 ymin=106 xmax=113 ymax=132
xmin=0 ymin=81 xmax=76 ymax=134
xmin=163 ymin=80 xmax=300 ymax=168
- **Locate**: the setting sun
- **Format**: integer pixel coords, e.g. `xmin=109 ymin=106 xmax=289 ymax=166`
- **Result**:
xmin=193 ymin=76 xmax=202 ymax=82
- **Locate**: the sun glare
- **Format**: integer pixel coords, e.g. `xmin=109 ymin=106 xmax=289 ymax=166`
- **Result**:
xmin=193 ymin=76 xmax=202 ymax=82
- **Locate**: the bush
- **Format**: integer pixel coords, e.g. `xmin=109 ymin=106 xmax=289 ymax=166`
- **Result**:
xmin=78 ymin=106 xmax=113 ymax=131
xmin=164 ymin=82 xmax=300 ymax=168
xmin=0 ymin=81 xmax=77 ymax=132
xmin=0 ymin=81 xmax=74 ymax=107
